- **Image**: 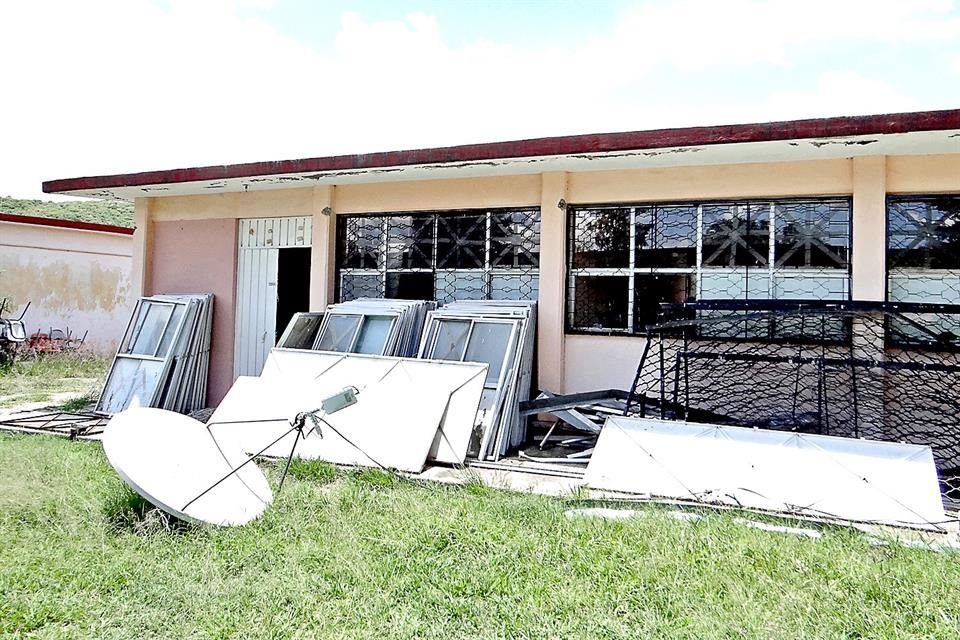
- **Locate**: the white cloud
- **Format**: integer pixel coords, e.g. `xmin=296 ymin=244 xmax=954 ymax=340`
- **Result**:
xmin=0 ymin=0 xmax=957 ymax=199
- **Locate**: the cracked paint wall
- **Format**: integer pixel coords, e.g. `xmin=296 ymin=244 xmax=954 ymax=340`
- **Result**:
xmin=0 ymin=220 xmax=132 ymax=352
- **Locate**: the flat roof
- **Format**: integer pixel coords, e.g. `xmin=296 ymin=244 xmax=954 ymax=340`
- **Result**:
xmin=44 ymin=108 xmax=960 ymax=200
xmin=0 ymin=212 xmax=134 ymax=235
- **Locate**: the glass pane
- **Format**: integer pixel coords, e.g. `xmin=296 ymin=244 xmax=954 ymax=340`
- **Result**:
xmin=491 ymin=211 xmax=540 ymax=267
xmin=490 ymin=273 xmax=538 ymax=301
xmin=127 ymin=302 xmax=174 ymax=355
xmin=774 ymin=200 xmax=850 ymax=269
xmin=387 ymin=215 xmax=434 ymax=269
xmin=888 ymin=197 xmax=960 ymax=270
xmin=431 ymin=320 xmax=471 ymax=360
xmin=156 ymin=304 xmax=187 ymax=357
xmin=435 ymin=270 xmax=485 ymax=304
xmin=634 ymin=205 xmax=697 ymax=268
xmin=699 ymin=268 xmax=770 ymax=300
xmin=315 ymin=314 xmax=361 ymax=352
xmin=436 ymin=213 xmax=486 ymax=269
xmin=340 ymin=273 xmax=382 ymax=301
xmin=570 ymin=275 xmax=629 ymax=330
xmin=464 ymin=322 xmax=514 ymax=386
xmin=773 ymin=271 xmax=848 ymax=300
xmin=339 ymin=217 xmax=382 ymax=269
xmin=702 ymin=203 xmax=769 ymax=268
xmin=571 ymin=208 xmax=630 ymax=268
xmin=278 ymin=313 xmax=324 ymax=349
xmin=354 ymin=316 xmax=394 ymax=354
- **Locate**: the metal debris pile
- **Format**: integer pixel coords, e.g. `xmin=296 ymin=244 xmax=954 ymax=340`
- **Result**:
xmin=97 ymin=294 xmax=213 ymax=415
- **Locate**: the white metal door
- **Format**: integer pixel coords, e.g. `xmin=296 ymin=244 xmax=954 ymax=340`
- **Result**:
xmin=234 ymin=217 xmax=312 ymax=378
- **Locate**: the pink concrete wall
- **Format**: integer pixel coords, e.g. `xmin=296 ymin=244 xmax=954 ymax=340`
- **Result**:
xmin=148 ymin=218 xmax=238 ymax=405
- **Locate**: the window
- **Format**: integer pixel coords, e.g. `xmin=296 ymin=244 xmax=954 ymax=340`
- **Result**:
xmin=567 ymin=198 xmax=851 ymax=334
xmin=336 ymin=208 xmax=540 ymax=304
xmin=887 ymin=196 xmax=960 ymax=348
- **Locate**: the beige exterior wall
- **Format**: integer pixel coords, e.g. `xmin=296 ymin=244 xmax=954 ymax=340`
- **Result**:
xmin=0 ymin=221 xmax=132 ymax=353
xmin=136 ymin=152 xmax=959 ymax=400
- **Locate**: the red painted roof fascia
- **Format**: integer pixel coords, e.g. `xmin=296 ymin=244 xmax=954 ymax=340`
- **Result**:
xmin=42 ymin=108 xmax=960 ymax=194
xmin=0 ymin=212 xmax=134 ymax=235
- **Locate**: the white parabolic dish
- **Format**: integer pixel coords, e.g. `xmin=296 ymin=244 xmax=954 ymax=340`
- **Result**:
xmin=102 ymin=407 xmax=273 ymax=526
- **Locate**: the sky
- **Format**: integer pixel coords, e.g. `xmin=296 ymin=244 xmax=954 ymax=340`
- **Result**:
xmin=2 ymin=0 xmax=959 ymax=200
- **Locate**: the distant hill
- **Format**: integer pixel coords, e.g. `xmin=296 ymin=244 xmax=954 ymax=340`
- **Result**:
xmin=0 ymin=196 xmax=134 ymax=228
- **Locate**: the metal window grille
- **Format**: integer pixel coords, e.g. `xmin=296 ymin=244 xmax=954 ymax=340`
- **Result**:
xmin=336 ymin=208 xmax=540 ymax=304
xmin=566 ymin=198 xmax=852 ymax=335
xmin=887 ymin=196 xmax=960 ymax=348
xmin=628 ymin=300 xmax=960 ymax=504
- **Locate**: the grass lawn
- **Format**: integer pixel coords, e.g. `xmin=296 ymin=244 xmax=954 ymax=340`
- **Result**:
xmin=0 ymin=353 xmax=107 ymax=409
xmin=2 ymin=434 xmax=960 ymax=639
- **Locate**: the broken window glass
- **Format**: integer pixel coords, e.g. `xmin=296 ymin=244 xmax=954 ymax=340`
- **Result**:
xmin=431 ymin=320 xmax=471 ymax=361
xmin=277 ymin=312 xmax=324 ymax=349
xmin=386 ymin=272 xmax=434 ymax=300
xmin=570 ymin=275 xmax=629 ymax=331
xmin=633 ymin=274 xmax=695 ymax=332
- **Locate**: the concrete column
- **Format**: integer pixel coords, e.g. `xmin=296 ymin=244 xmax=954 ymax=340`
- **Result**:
xmin=310 ymin=185 xmax=337 ymax=310
xmin=538 ymin=172 xmax=569 ymax=393
xmin=130 ymin=197 xmax=153 ymax=301
xmin=851 ymin=156 xmax=887 ymax=301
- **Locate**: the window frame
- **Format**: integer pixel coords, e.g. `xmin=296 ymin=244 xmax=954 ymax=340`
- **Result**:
xmin=335 ymin=207 xmax=541 ymax=305
xmin=565 ymin=197 xmax=854 ymax=336
xmin=885 ymin=194 xmax=960 ymax=351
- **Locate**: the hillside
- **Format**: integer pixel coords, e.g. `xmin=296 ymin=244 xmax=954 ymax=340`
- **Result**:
xmin=0 ymin=196 xmax=134 ymax=228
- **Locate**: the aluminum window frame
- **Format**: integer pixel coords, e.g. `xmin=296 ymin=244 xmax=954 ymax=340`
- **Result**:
xmin=312 ymin=310 xmax=401 ymax=356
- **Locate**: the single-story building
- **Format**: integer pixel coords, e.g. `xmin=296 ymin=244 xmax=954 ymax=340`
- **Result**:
xmin=0 ymin=212 xmax=133 ymax=352
xmin=43 ymin=108 xmax=960 ymax=406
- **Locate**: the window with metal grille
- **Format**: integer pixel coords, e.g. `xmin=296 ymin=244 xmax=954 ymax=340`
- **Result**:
xmin=886 ymin=195 xmax=960 ymax=349
xmin=567 ymin=198 xmax=852 ymax=335
xmin=336 ymin=208 xmax=540 ymax=304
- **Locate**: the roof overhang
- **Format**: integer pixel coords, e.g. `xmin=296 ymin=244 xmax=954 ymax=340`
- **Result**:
xmin=43 ymin=109 xmax=960 ymax=200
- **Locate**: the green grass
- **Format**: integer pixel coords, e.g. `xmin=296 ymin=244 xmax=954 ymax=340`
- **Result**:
xmin=0 ymin=196 xmax=133 ymax=228
xmin=0 ymin=353 xmax=107 ymax=408
xmin=2 ymin=434 xmax=960 ymax=638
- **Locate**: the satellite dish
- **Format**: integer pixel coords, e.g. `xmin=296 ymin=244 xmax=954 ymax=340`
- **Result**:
xmin=102 ymin=407 xmax=272 ymax=526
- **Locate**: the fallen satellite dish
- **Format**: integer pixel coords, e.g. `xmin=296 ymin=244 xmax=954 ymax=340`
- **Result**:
xmin=102 ymin=407 xmax=273 ymax=526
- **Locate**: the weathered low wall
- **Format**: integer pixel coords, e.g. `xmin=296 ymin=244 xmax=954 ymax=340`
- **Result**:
xmin=0 ymin=217 xmax=132 ymax=353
